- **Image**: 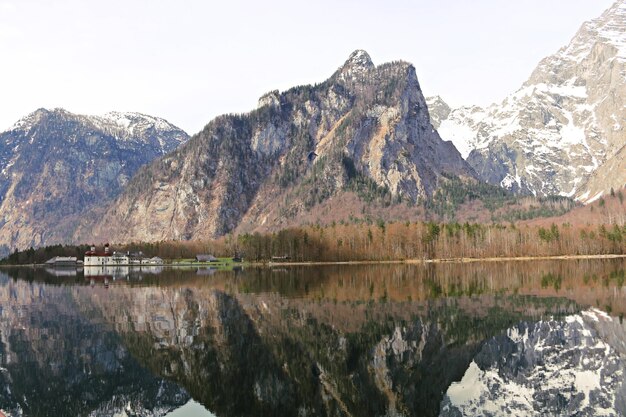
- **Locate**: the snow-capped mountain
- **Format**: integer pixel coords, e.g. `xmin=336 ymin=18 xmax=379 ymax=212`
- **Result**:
xmin=92 ymin=111 xmax=189 ymax=155
xmin=440 ymin=309 xmax=625 ymax=416
xmin=0 ymin=108 xmax=189 ymax=254
xmin=6 ymin=109 xmax=187 ymax=155
xmin=433 ymin=0 xmax=625 ymax=201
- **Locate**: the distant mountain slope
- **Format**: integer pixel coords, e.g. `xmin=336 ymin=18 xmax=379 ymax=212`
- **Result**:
xmin=425 ymin=96 xmax=451 ymax=130
xmin=0 ymin=108 xmax=188 ymax=253
xmin=526 ymin=185 xmax=625 ymax=227
xmin=432 ymin=0 xmax=625 ymax=200
xmin=82 ymin=50 xmax=476 ymax=243
xmin=576 ymin=144 xmax=626 ymax=202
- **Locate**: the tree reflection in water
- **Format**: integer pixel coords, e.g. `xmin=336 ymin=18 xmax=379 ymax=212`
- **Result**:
xmin=0 ymin=258 xmax=624 ymax=416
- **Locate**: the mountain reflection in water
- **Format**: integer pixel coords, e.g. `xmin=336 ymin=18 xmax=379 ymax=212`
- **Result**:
xmin=0 ymin=259 xmax=624 ymax=416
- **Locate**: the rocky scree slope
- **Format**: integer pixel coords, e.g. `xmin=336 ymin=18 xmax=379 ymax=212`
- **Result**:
xmin=85 ymin=50 xmax=475 ymax=243
xmin=433 ymin=0 xmax=626 ymax=201
xmin=0 ymin=108 xmax=188 ymax=254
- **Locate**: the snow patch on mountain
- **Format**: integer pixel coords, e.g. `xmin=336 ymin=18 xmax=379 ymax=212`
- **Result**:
xmin=100 ymin=111 xmax=181 ymax=134
xmin=435 ymin=105 xmax=487 ymax=158
xmin=91 ymin=111 xmax=188 ymax=154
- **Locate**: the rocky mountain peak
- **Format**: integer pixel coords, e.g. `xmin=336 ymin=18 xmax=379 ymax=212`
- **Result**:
xmin=425 ymin=96 xmax=452 ymax=130
xmin=91 ymin=111 xmax=189 ymax=154
xmin=6 ymin=108 xmax=188 ymax=145
xmin=426 ymin=95 xmax=446 ymax=105
xmin=583 ymin=0 xmax=625 ymax=59
xmin=7 ymin=107 xmax=68 ymax=133
xmin=432 ymin=0 xmax=625 ymax=200
xmin=344 ymin=49 xmax=374 ymax=68
xmin=257 ymin=90 xmax=281 ymax=108
xmin=84 ymin=51 xmax=475 ymax=243
xmin=528 ymin=0 xmax=625 ymax=86
xmin=337 ymin=49 xmax=375 ymax=81
xmin=100 ymin=111 xmax=178 ymax=131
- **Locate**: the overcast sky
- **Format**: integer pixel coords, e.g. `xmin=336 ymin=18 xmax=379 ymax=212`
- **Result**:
xmin=0 ymin=0 xmax=615 ymax=135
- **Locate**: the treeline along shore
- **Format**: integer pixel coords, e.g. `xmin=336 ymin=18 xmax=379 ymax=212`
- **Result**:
xmin=1 ymin=220 xmax=624 ymax=265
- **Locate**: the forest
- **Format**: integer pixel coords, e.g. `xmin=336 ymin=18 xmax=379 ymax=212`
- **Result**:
xmin=1 ymin=187 xmax=624 ymax=265
xmin=1 ymin=219 xmax=623 ymax=265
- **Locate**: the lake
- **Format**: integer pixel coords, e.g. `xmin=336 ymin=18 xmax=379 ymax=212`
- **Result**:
xmin=0 ymin=258 xmax=625 ymax=416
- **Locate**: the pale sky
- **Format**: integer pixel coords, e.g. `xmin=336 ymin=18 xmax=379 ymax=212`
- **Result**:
xmin=0 ymin=0 xmax=615 ymax=135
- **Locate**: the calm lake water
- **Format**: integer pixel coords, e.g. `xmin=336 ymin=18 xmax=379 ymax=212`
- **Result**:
xmin=0 ymin=259 xmax=625 ymax=416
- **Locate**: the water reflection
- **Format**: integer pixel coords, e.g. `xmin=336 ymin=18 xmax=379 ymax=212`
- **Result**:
xmin=0 ymin=259 xmax=624 ymax=416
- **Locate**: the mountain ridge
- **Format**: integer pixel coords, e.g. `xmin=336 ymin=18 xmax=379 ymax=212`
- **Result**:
xmin=3 ymin=5 xmax=622 ymax=252
xmin=78 ymin=50 xmax=477 ymax=243
xmin=432 ymin=0 xmax=625 ymax=201
xmin=0 ymin=108 xmax=189 ymax=254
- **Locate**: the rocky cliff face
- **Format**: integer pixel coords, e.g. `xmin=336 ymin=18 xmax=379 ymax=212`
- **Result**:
xmin=0 ymin=108 xmax=188 ymax=254
xmin=577 ymin=143 xmax=626 ymax=201
xmin=433 ymin=0 xmax=625 ymax=201
xmin=84 ymin=50 xmax=475 ymax=242
xmin=440 ymin=309 xmax=626 ymax=416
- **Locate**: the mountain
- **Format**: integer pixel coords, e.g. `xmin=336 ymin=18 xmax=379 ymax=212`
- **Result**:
xmin=425 ymin=96 xmax=451 ymax=130
xmin=577 ymin=143 xmax=626 ymax=201
xmin=83 ymin=50 xmax=475 ymax=243
xmin=433 ymin=0 xmax=625 ymax=201
xmin=0 ymin=108 xmax=188 ymax=254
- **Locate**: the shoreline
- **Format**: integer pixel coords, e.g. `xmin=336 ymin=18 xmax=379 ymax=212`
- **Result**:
xmin=266 ymin=254 xmax=626 ymax=266
xmin=1 ymin=254 xmax=624 ymax=269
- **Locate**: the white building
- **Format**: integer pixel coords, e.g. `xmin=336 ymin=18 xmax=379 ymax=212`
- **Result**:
xmin=84 ymin=244 xmax=130 ymax=266
xmin=45 ymin=256 xmax=78 ymax=266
